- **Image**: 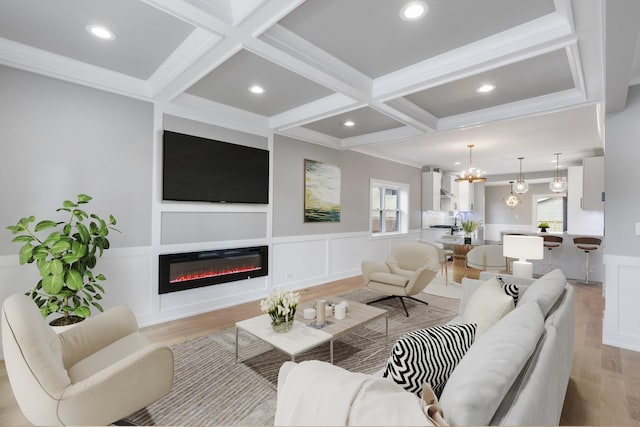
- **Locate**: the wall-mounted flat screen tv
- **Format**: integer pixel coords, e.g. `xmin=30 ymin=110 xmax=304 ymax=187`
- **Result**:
xmin=162 ymin=130 xmax=269 ymax=204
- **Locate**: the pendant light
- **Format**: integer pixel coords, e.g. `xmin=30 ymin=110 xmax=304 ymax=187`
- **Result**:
xmin=513 ymin=157 xmax=529 ymax=194
xmin=503 ymin=181 xmax=521 ymax=209
xmin=549 ymin=153 xmax=568 ymax=193
xmin=455 ymin=144 xmax=487 ymax=183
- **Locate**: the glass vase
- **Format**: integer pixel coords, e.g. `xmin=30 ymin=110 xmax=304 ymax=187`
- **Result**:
xmin=271 ymin=313 xmax=295 ymax=333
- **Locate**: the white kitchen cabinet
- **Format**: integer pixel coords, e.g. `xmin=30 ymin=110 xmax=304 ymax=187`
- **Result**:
xmin=582 ymin=156 xmax=604 ymax=211
xmin=567 ymin=166 xmax=604 ymax=235
xmin=456 ymin=181 xmax=475 ymax=211
xmin=421 ymin=171 xmax=441 ymax=211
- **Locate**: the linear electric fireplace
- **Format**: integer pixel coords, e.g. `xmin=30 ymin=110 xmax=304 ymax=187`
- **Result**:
xmin=159 ymin=246 xmax=268 ymax=294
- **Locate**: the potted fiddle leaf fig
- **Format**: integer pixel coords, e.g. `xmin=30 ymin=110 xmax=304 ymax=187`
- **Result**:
xmin=6 ymin=194 xmax=118 ymax=326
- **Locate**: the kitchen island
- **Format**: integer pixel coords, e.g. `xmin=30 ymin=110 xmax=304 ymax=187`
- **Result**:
xmin=500 ymin=231 xmax=603 ymax=283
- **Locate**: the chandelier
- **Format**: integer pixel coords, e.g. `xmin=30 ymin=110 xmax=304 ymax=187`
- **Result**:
xmin=549 ymin=153 xmax=568 ymax=193
xmin=455 ymin=144 xmax=487 ymax=183
xmin=513 ymin=157 xmax=529 ymax=194
xmin=503 ymin=181 xmax=521 ymax=209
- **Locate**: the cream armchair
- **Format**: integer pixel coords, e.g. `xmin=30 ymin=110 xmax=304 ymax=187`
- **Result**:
xmin=1 ymin=294 xmax=174 ymax=426
xmin=361 ymin=243 xmax=439 ymax=317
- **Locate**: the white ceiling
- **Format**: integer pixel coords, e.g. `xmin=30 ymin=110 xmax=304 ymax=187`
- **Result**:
xmin=0 ymin=0 xmax=634 ymax=179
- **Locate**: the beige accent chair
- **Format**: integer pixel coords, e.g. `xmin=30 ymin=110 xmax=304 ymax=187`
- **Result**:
xmin=1 ymin=294 xmax=174 ymax=426
xmin=361 ymin=243 xmax=439 ymax=317
xmin=465 ymin=245 xmax=507 ymax=278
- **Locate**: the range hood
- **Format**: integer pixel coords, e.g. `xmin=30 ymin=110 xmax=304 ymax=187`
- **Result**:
xmin=440 ymin=188 xmax=455 ymax=198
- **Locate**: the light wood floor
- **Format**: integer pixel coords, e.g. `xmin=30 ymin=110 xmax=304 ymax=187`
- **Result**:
xmin=1 ymin=274 xmax=639 ymax=426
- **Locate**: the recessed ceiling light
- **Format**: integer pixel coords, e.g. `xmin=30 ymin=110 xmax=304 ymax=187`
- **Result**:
xmin=344 ymin=120 xmax=355 ymax=127
xmin=454 ymin=162 xmax=461 ymax=165
xmin=400 ymin=1 xmax=429 ymax=21
xmin=476 ymin=84 xmax=496 ymax=94
xmin=249 ymin=85 xmax=265 ymax=94
xmin=85 ymin=25 xmax=116 ymax=40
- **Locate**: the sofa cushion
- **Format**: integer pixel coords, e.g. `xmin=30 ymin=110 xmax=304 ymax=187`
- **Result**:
xmin=518 ymin=269 xmax=566 ymax=316
xmin=369 ymin=272 xmax=409 ymax=287
xmin=458 ymin=278 xmax=485 ymax=316
xmin=463 ymin=277 xmax=515 ymax=334
xmin=439 ymin=302 xmax=545 ymax=426
xmin=275 ymin=360 xmax=444 ymax=426
xmin=383 ymin=323 xmax=477 ymax=397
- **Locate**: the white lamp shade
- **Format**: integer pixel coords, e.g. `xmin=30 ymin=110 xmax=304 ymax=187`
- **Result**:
xmin=503 ymin=235 xmax=544 ymax=260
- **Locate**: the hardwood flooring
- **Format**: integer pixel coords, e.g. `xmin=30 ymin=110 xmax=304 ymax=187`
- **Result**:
xmin=1 ymin=273 xmax=639 ymax=426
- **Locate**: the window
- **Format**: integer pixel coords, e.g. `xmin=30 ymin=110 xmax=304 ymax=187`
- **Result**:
xmin=370 ymin=180 xmax=409 ymax=236
xmin=533 ymin=194 xmax=566 ymax=232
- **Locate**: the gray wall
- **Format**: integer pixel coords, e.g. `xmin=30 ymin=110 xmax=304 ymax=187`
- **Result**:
xmin=0 ymin=65 xmax=153 ymax=254
xmin=605 ymin=84 xmax=640 ymax=256
xmin=161 ymin=115 xmax=270 ymax=244
xmin=272 ymin=135 xmax=422 ymax=236
xmin=486 ymin=183 xmax=552 ymax=225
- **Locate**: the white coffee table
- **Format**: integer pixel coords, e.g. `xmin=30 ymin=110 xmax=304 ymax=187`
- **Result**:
xmin=235 ymin=297 xmax=388 ymax=364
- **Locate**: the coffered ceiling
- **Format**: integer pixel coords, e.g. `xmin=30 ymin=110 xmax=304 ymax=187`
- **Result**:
xmin=0 ymin=0 xmax=626 ymax=178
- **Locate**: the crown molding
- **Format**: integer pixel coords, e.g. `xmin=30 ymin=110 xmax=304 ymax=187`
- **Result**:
xmin=269 ymin=93 xmax=361 ymax=130
xmin=166 ymin=93 xmax=272 ymax=136
xmin=147 ymin=28 xmax=222 ymax=97
xmin=275 ymin=126 xmax=342 ymax=149
xmin=0 ymin=37 xmax=149 ymax=100
xmin=340 ymin=126 xmax=423 ymax=149
xmin=438 ymin=88 xmax=586 ymax=131
xmin=372 ymin=13 xmax=574 ymax=101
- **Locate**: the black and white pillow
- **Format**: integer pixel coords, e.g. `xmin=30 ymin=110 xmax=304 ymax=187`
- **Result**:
xmin=383 ymin=323 xmax=477 ymax=398
xmin=497 ymin=276 xmax=519 ymax=306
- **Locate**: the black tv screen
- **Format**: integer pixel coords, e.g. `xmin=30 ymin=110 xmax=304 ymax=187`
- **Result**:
xmin=162 ymin=130 xmax=269 ymax=204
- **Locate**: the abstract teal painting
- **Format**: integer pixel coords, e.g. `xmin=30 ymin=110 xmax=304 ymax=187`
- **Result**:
xmin=304 ymin=159 xmax=341 ymax=222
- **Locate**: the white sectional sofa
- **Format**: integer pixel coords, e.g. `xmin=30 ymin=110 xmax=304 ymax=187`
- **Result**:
xmin=443 ymin=269 xmax=575 ymax=425
xmin=276 ymin=269 xmax=575 ymax=426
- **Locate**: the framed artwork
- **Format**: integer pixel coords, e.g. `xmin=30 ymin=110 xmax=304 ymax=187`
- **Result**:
xmin=304 ymin=159 xmax=341 ymax=222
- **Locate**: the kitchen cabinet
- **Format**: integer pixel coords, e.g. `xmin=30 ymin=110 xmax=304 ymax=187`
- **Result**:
xmin=582 ymin=156 xmax=604 ymax=211
xmin=456 ymin=181 xmax=474 ymax=211
xmin=567 ymin=166 xmax=604 ymax=235
xmin=421 ymin=171 xmax=441 ymax=211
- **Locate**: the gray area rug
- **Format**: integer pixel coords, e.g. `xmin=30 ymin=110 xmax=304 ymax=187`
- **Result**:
xmin=125 ymin=288 xmax=456 ymax=426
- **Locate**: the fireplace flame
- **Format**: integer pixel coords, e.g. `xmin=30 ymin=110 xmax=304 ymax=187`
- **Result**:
xmin=169 ymin=265 xmax=262 ymax=283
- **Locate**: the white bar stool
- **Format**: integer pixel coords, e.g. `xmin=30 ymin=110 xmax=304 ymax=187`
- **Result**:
xmin=543 ymin=235 xmax=563 ymax=272
xmin=573 ymin=237 xmax=601 ymax=284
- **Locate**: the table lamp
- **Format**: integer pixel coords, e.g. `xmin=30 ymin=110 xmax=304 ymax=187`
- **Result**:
xmin=503 ymin=235 xmax=543 ymax=278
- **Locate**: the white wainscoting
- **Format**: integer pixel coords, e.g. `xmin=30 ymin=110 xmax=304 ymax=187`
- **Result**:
xmin=603 ymin=254 xmax=640 ymax=352
xmin=271 ymin=230 xmax=420 ymax=291
xmin=0 ymin=230 xmax=421 ymax=359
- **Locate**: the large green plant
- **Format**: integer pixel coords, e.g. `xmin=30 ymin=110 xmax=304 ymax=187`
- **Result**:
xmin=6 ymin=194 xmax=117 ymax=325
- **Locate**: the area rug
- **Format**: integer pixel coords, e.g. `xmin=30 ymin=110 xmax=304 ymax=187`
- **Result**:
xmin=423 ymin=274 xmax=463 ymax=299
xmin=124 ymin=288 xmax=456 ymax=426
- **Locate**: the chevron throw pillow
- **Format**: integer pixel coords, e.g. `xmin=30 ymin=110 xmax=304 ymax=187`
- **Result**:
xmin=383 ymin=323 xmax=477 ymax=398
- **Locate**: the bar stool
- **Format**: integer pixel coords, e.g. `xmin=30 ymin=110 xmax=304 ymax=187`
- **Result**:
xmin=543 ymin=235 xmax=563 ymax=272
xmin=573 ymin=237 xmax=601 ymax=284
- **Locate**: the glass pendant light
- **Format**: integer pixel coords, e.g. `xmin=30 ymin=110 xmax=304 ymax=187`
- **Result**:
xmin=455 ymin=144 xmax=487 ymax=183
xmin=503 ymin=181 xmax=521 ymax=209
xmin=513 ymin=157 xmax=529 ymax=194
xmin=549 ymin=153 xmax=568 ymax=193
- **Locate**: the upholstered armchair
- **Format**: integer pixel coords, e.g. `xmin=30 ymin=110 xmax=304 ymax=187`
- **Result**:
xmin=361 ymin=243 xmax=439 ymax=316
xmin=1 ymin=294 xmax=174 ymax=426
